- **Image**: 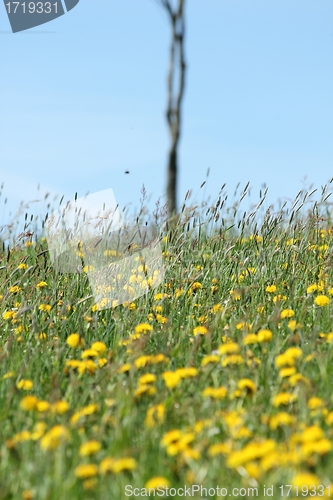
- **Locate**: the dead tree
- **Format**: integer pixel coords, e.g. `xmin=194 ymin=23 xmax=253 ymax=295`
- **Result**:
xmin=156 ymin=0 xmax=186 ymax=220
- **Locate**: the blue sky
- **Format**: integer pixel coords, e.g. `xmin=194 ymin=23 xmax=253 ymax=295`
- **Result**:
xmin=1 ymin=0 xmax=333 ymax=233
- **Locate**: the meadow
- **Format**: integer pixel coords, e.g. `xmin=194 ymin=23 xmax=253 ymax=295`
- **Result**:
xmin=1 ymin=182 xmax=333 ymax=499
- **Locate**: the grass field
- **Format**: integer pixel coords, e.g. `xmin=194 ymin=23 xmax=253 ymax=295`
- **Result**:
xmin=1 ymin=184 xmax=333 ymax=499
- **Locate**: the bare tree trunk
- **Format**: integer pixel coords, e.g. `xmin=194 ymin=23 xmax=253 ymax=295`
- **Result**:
xmin=157 ymin=0 xmax=186 ymax=221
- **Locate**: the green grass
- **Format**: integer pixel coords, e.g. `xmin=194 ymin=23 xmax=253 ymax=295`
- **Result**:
xmin=1 ymin=184 xmax=333 ymax=499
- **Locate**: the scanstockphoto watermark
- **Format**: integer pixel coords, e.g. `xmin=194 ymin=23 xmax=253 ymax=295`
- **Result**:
xmin=45 ymin=188 xmax=165 ymax=311
xmin=124 ymin=485 xmax=262 ymax=497
xmin=125 ymin=484 xmax=331 ymax=497
xmin=2 ymin=0 xmax=80 ymax=33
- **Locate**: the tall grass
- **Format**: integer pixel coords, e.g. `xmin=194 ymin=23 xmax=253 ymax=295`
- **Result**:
xmin=1 ymin=181 xmax=333 ymax=499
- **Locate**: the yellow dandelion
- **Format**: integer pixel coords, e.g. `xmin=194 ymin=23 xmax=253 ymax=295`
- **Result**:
xmin=193 ymin=325 xmax=208 ymax=336
xmin=273 ymin=392 xmax=297 ymax=407
xmin=52 ymin=401 xmax=70 ymax=414
xmin=20 ymin=395 xmax=38 ymax=411
xmin=256 ymin=329 xmax=272 ymax=342
xmin=237 ymin=379 xmax=256 ymax=394
xmin=79 ymin=440 xmax=101 ymax=457
xmin=40 ymin=425 xmax=69 ymax=450
xmin=202 ymin=386 xmax=228 ymax=399
xmin=135 ymin=323 xmax=153 ymax=334
xmin=66 ymin=333 xmax=85 ymax=348
xmin=314 ymin=295 xmax=330 ymax=307
xmin=75 ymin=464 xmax=99 ymax=479
xmin=291 ymin=472 xmax=320 ymax=488
xmin=38 ymin=304 xmax=51 ymax=312
xmin=145 ymin=477 xmax=171 ymax=489
xmin=138 ymin=373 xmax=156 ymax=385
xmin=112 ymin=458 xmax=137 ymax=474
xmin=17 ymin=379 xmax=33 ymax=391
xmin=219 ymin=342 xmax=240 ymax=355
xmin=280 ymin=309 xmax=295 ymax=319
xmin=36 ymin=281 xmax=48 ymax=289
xmin=3 ymin=310 xmax=16 ymax=320
xmin=162 ymin=371 xmax=181 ymax=389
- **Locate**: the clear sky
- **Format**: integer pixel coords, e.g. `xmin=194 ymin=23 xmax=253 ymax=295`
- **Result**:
xmin=1 ymin=0 xmax=333 ymax=234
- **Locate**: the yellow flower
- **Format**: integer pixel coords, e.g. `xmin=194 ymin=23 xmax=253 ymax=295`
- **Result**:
xmin=117 ymin=363 xmax=131 ymax=373
xmin=237 ymin=379 xmax=256 ymax=394
xmin=38 ymin=304 xmax=51 ymax=312
xmin=145 ymin=477 xmax=170 ymax=489
xmin=3 ymin=310 xmax=16 ymax=320
xmin=273 ymin=392 xmax=297 ymax=407
xmin=176 ymin=367 xmax=198 ymax=379
xmin=52 ymin=401 xmax=70 ymax=414
xmin=40 ymin=425 xmax=69 ymax=450
xmin=90 ymin=341 xmax=107 ymax=354
xmin=161 ymin=430 xmax=183 ymax=447
xmin=266 ymin=285 xmax=277 ymax=293
xmin=243 ymin=334 xmax=259 ymax=345
xmin=36 ymin=401 xmax=50 ymax=412
xmin=291 ymin=472 xmax=320 ymax=488
xmin=278 ymin=367 xmax=297 ymax=378
xmin=18 ymin=263 xmax=28 ymax=270
xmin=269 ymin=412 xmax=296 ymax=430
xmin=326 ymin=412 xmax=333 ymax=425
xmin=162 ymin=371 xmax=181 ymax=389
xmin=182 ymin=448 xmax=200 ymax=460
xmin=285 ymin=347 xmax=303 ymax=359
xmin=226 ymin=440 xmax=276 ymax=468
xmin=81 ymin=349 xmax=98 ymax=359
xmin=98 ymin=358 xmax=108 ymax=367
xmin=144 ymin=404 xmax=166 ymax=428
xmin=20 ymin=395 xmax=38 ymax=411
xmin=112 ymin=458 xmax=137 ymax=474
xmin=31 ymin=422 xmax=47 ymax=441
xmin=256 ymin=329 xmax=272 ymax=342
xmin=273 ymin=294 xmax=287 ymax=302
xmin=138 ymin=373 xmax=156 ymax=385
xmin=236 ymin=322 xmax=252 ymax=330
xmin=17 ymin=379 xmax=33 ymax=391
xmin=135 ymin=323 xmax=153 ymax=334
xmin=202 ymin=386 xmax=228 ymax=399
xmin=75 ymin=464 xmax=99 ymax=479
xmin=201 ymin=355 xmax=220 ymax=366
xmin=12 ymin=430 xmax=31 ymax=443
xmin=314 ymin=295 xmax=330 ymax=307
xmin=9 ymin=285 xmax=22 ymax=294
xmin=134 ymin=385 xmax=156 ymax=397
xmin=307 ymin=283 xmax=323 ymax=294
xmin=166 ymin=433 xmax=196 ymax=456
xmin=79 ymin=440 xmax=101 ymax=456
xmin=193 ymin=325 xmax=208 ymax=336
xmin=219 ymin=342 xmax=240 ymax=355
xmin=66 ymin=333 xmax=85 ymax=348
xmin=207 ymin=442 xmax=232 ymax=457
xmin=83 ymin=265 xmax=95 ymax=273
xmin=280 ymin=309 xmax=295 ymax=319
xmin=36 ymin=281 xmax=48 ymax=289
xmin=308 ymin=397 xmax=323 ymax=410
xmin=100 ymin=457 xmax=115 ymax=474
xmin=78 ymin=360 xmax=98 ymax=374
xmin=221 ymin=354 xmax=244 ymax=366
